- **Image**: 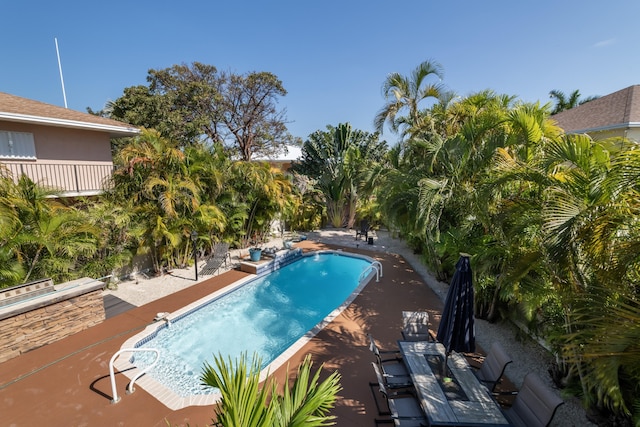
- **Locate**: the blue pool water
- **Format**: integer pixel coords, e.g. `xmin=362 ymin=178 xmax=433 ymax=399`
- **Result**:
xmin=132 ymin=251 xmax=373 ymax=397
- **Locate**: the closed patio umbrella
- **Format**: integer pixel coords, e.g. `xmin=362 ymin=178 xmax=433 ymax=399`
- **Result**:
xmin=436 ymin=254 xmax=476 ymax=363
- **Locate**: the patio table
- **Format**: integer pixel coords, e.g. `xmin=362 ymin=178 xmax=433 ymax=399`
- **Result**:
xmin=398 ymin=340 xmax=511 ymax=427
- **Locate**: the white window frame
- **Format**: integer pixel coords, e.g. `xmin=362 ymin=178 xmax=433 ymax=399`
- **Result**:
xmin=0 ymin=131 xmax=37 ymax=160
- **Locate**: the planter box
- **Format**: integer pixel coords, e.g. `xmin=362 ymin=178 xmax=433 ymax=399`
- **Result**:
xmin=240 ymin=248 xmax=302 ymax=275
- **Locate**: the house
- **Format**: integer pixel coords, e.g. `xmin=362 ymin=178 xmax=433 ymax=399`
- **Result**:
xmin=252 ymin=144 xmax=302 ymax=172
xmin=551 ymin=84 xmax=640 ymax=142
xmin=0 ymin=92 xmax=139 ymax=197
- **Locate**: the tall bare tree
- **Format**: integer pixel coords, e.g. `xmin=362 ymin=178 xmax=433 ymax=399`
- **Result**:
xmin=108 ymin=62 xmax=292 ymax=159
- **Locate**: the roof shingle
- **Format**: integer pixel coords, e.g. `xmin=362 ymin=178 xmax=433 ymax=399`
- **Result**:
xmin=551 ymin=85 xmax=640 ymax=133
xmin=0 ymin=92 xmax=139 ymax=136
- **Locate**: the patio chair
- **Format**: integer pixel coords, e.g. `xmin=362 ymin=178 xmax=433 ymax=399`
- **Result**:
xmin=368 ymin=334 xmax=412 ymax=389
xmin=371 ymin=363 xmax=427 ymax=426
xmin=401 ymin=311 xmax=434 ymax=342
xmin=355 ymin=219 xmax=371 ymax=240
xmin=473 ymin=341 xmax=513 ymax=392
xmin=199 ymin=242 xmax=231 ymax=276
xmin=503 ymin=373 xmax=564 ymax=427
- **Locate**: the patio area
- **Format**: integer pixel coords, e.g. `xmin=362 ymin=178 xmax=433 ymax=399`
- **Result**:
xmin=0 ymin=230 xmax=587 ymax=426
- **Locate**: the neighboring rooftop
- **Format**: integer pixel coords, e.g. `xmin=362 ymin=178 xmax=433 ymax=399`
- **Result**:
xmin=0 ymin=92 xmax=139 ymax=137
xmin=252 ymin=144 xmax=302 ymax=162
xmin=551 ymin=84 xmax=640 ymax=134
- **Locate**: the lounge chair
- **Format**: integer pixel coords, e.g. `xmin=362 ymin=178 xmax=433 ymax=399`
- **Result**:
xmin=355 ymin=219 xmax=370 ymax=240
xmin=199 ymin=242 xmax=231 ymax=276
xmin=371 ymin=363 xmax=427 ymax=426
xmin=401 ymin=311 xmax=434 ymax=342
xmin=503 ymin=373 xmax=564 ymax=427
xmin=473 ymin=342 xmax=513 ymax=392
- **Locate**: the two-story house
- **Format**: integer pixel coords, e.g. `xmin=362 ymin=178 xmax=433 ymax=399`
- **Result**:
xmin=0 ymin=92 xmax=139 ymax=197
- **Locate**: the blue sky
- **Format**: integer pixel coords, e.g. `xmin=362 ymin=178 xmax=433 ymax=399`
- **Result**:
xmin=2 ymin=1 xmax=640 ymax=143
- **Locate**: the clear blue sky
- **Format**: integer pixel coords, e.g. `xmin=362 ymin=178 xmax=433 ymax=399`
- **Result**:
xmin=2 ymin=1 xmax=639 ymax=143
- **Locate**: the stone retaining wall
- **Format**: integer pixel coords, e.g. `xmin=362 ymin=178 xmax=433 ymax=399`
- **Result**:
xmin=0 ymin=278 xmax=105 ymax=363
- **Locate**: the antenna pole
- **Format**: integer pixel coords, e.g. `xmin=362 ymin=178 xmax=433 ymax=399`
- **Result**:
xmin=54 ymin=37 xmax=68 ymax=108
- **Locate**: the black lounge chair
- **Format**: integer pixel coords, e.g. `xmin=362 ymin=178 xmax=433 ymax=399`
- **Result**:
xmin=355 ymin=219 xmax=370 ymax=240
xmin=199 ymin=242 xmax=231 ymax=276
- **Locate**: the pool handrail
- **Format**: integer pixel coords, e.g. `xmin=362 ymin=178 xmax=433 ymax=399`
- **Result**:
xmin=109 ymin=348 xmax=160 ymax=404
xmin=359 ymin=260 xmax=383 ymax=282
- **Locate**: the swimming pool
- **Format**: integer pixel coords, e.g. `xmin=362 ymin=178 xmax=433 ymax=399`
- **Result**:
xmin=115 ymin=250 xmax=380 ymax=409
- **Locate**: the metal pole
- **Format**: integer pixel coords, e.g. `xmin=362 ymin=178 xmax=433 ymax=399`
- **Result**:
xmin=194 ymin=241 xmax=198 ymax=281
xmin=54 ymin=38 xmax=68 ymax=108
xmin=191 ymin=231 xmax=198 ymax=281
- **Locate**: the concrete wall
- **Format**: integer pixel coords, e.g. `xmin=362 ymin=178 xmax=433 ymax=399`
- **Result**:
xmin=0 ymin=279 xmax=105 ymax=363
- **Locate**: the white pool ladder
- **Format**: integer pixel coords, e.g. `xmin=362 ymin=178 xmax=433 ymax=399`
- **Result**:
xmin=359 ymin=261 xmax=383 ymax=282
xmin=109 ymin=348 xmax=160 ymax=404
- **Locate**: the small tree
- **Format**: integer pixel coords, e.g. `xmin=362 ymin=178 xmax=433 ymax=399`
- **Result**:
xmin=201 ymin=352 xmax=341 ymax=427
xmin=290 ymin=123 xmax=387 ymax=228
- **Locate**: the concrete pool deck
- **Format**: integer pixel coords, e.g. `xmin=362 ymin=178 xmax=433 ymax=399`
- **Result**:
xmin=0 ymin=229 xmax=590 ymax=426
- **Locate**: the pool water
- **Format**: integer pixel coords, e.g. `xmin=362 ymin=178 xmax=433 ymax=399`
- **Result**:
xmin=132 ymin=252 xmax=372 ymax=397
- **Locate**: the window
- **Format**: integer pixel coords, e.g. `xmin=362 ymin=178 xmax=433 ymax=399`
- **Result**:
xmin=0 ymin=131 xmax=36 ymax=159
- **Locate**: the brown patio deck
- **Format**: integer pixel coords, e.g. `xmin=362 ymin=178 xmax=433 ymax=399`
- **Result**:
xmin=0 ymin=241 xmax=460 ymax=426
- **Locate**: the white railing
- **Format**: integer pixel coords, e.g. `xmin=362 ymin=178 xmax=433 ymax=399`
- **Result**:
xmin=359 ymin=261 xmax=383 ymax=282
xmin=2 ymin=162 xmax=114 ymax=195
xmin=109 ymin=348 xmax=160 ymax=404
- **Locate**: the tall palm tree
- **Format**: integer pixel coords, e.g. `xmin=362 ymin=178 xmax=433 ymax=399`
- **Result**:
xmin=228 ymin=161 xmax=294 ymax=246
xmin=291 ymin=123 xmax=386 ymax=228
xmin=0 ymin=176 xmax=25 ymax=286
xmin=6 ymin=175 xmax=98 ymax=283
xmin=549 ymin=89 xmax=599 ymax=114
xmin=374 ymin=59 xmax=446 ymax=138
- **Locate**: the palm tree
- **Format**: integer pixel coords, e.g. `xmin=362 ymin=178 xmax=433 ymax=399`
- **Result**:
xmin=0 ymin=176 xmax=25 ymax=286
xmin=549 ymin=89 xmax=599 ymax=114
xmin=374 ymin=59 xmax=446 ymax=138
xmin=201 ymin=353 xmax=341 ymax=427
xmin=227 ymin=161 xmax=294 ymax=247
xmin=291 ymin=123 xmax=386 ymax=228
xmin=5 ymin=175 xmax=99 ymax=283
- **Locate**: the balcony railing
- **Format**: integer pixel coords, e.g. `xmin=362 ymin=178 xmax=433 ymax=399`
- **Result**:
xmin=1 ymin=162 xmax=114 ymax=196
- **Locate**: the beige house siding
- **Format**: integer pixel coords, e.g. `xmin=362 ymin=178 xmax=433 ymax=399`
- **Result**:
xmin=578 ymin=127 xmax=640 ymax=142
xmin=1 ymin=120 xmax=115 ymax=195
xmin=1 ymin=120 xmax=113 ymax=162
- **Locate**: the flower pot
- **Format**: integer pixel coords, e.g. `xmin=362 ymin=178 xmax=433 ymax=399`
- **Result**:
xmin=249 ymin=248 xmax=262 ymax=262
